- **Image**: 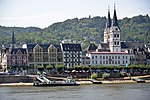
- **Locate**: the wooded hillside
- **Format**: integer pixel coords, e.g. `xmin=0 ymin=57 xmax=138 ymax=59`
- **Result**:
xmin=0 ymin=14 xmax=149 ymax=48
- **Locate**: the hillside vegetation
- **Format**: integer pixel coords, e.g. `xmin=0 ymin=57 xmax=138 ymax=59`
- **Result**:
xmin=0 ymin=14 xmax=149 ymax=48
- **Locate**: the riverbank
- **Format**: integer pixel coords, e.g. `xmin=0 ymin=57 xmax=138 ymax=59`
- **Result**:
xmin=0 ymin=80 xmax=150 ymax=86
xmin=0 ymin=75 xmax=150 ymax=86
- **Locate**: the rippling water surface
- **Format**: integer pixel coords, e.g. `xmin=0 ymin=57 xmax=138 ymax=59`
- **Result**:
xmin=0 ymin=83 xmax=150 ymax=100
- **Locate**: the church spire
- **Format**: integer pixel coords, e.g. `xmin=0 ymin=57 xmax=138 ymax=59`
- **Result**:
xmin=12 ymin=31 xmax=15 ymax=48
xmin=112 ymin=4 xmax=118 ymax=26
xmin=106 ymin=6 xmax=111 ymax=28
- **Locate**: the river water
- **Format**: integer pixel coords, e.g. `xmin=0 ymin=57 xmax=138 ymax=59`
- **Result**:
xmin=0 ymin=83 xmax=150 ymax=100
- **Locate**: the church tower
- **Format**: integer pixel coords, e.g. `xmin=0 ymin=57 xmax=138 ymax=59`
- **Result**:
xmin=11 ymin=31 xmax=15 ymax=48
xmin=104 ymin=7 xmax=111 ymax=43
xmin=109 ymin=5 xmax=121 ymax=52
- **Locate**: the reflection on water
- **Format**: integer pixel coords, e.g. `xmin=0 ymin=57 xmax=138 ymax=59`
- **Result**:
xmin=0 ymin=83 xmax=150 ymax=100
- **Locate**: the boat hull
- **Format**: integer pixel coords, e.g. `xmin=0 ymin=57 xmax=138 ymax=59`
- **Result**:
xmin=92 ymin=82 xmax=102 ymax=84
xmin=33 ymin=82 xmax=80 ymax=86
xmin=136 ymin=81 xmax=145 ymax=83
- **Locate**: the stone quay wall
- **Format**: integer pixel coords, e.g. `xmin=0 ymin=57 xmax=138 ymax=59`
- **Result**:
xmin=0 ymin=75 xmax=33 ymax=83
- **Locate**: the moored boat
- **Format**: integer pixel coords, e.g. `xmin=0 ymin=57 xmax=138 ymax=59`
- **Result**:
xmin=89 ymin=79 xmax=102 ymax=84
xmin=132 ymin=78 xmax=145 ymax=83
xmin=33 ymin=76 xmax=80 ymax=86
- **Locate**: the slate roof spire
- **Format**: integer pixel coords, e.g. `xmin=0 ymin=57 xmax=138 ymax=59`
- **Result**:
xmin=112 ymin=3 xmax=118 ymax=27
xmin=106 ymin=6 xmax=111 ymax=28
xmin=12 ymin=31 xmax=15 ymax=48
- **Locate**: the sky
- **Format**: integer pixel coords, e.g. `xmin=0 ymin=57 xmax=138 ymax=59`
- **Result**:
xmin=0 ymin=0 xmax=150 ymax=28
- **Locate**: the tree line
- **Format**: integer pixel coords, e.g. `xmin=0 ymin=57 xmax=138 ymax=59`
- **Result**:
xmin=0 ymin=14 xmax=149 ymax=48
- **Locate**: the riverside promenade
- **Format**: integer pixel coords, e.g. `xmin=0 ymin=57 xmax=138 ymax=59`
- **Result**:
xmin=0 ymin=75 xmax=150 ymax=86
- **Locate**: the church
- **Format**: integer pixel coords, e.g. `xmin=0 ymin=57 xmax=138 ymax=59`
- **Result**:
xmin=86 ymin=5 xmax=143 ymax=66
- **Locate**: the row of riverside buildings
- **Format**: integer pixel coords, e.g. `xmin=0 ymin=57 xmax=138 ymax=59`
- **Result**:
xmin=0 ymin=6 xmax=150 ymax=73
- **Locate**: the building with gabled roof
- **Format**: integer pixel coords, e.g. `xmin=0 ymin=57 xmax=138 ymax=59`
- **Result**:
xmin=22 ymin=43 xmax=63 ymax=73
xmin=8 ymin=48 xmax=28 ymax=67
xmin=0 ymin=31 xmax=28 ymax=73
xmin=87 ymin=43 xmax=98 ymax=52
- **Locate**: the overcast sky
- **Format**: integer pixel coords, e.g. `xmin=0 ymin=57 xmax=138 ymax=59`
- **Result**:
xmin=0 ymin=0 xmax=149 ymax=28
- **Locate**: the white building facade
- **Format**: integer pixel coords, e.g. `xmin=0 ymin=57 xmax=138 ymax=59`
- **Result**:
xmin=88 ymin=52 xmax=134 ymax=66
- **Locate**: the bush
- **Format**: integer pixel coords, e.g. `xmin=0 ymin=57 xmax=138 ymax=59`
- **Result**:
xmin=116 ymin=66 xmax=124 ymax=69
xmin=37 ymin=66 xmax=44 ymax=69
xmin=82 ymin=65 xmax=89 ymax=71
xmin=56 ymin=65 xmax=64 ymax=69
xmin=102 ymin=73 xmax=110 ymax=79
xmin=46 ymin=65 xmax=53 ymax=70
xmin=74 ymin=65 xmax=82 ymax=71
xmin=91 ymin=66 xmax=97 ymax=70
xmin=120 ymin=71 xmax=125 ymax=77
xmin=91 ymin=73 xmax=98 ymax=79
xmin=97 ymin=65 xmax=105 ymax=69
xmin=37 ymin=66 xmax=44 ymax=71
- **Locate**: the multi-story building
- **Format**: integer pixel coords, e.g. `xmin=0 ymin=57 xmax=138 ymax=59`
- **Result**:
xmin=61 ymin=43 xmax=82 ymax=68
xmin=1 ymin=31 xmax=28 ymax=72
xmin=23 ymin=44 xmax=63 ymax=71
xmin=88 ymin=52 xmax=133 ymax=66
xmin=121 ymin=42 xmax=147 ymax=64
xmin=7 ymin=48 xmax=28 ymax=68
xmin=7 ymin=31 xmax=28 ymax=68
xmin=22 ymin=43 xmax=82 ymax=70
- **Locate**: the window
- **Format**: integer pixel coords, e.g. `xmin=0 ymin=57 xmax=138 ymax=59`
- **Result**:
xmin=115 ymin=56 xmax=117 ymax=59
xmin=117 ymin=42 xmax=119 ymax=45
xmin=92 ymin=60 xmax=94 ymax=64
xmin=96 ymin=60 xmax=97 ymax=64
xmin=103 ymin=56 xmax=105 ymax=59
xmin=106 ymin=60 xmax=108 ymax=64
xmin=106 ymin=56 xmax=108 ymax=59
xmin=118 ymin=60 xmax=120 ymax=64
xmin=100 ymin=60 xmax=102 ymax=64
xmin=117 ymin=34 xmax=119 ymax=37
xmin=112 ymin=56 xmax=114 ymax=59
xmin=109 ymin=60 xmax=111 ymax=64
xmin=95 ymin=56 xmax=97 ymax=59
xmin=109 ymin=56 xmax=111 ymax=59
xmin=123 ymin=60 xmax=124 ymax=64
xmin=123 ymin=56 xmax=124 ymax=59
xmin=118 ymin=56 xmax=120 ymax=59
xmin=100 ymin=56 xmax=102 ymax=59
xmin=115 ymin=60 xmax=117 ymax=64
xmin=103 ymin=60 xmax=105 ymax=64
xmin=92 ymin=56 xmax=94 ymax=59
xmin=112 ymin=60 xmax=114 ymax=64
